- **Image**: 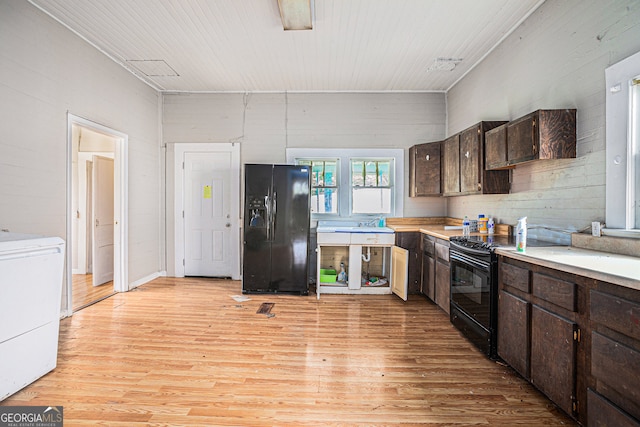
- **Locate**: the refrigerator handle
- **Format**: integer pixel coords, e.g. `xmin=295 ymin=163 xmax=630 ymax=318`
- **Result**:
xmin=264 ymin=195 xmax=271 ymax=240
xmin=272 ymin=191 xmax=277 ymax=239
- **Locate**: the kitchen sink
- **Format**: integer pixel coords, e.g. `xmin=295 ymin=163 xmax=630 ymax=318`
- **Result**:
xmin=316 ymin=220 xmax=394 ymax=234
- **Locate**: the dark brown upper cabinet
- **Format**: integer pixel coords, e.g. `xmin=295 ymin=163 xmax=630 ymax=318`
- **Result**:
xmin=486 ymin=109 xmax=577 ymax=170
xmin=409 ymin=141 xmax=441 ymax=197
xmin=444 ymin=121 xmax=509 ymax=196
xmin=485 ymin=123 xmax=510 ymax=170
xmin=442 ymin=134 xmax=460 ymax=195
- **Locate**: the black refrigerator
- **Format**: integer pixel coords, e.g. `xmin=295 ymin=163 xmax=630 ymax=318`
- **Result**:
xmin=242 ymin=164 xmax=311 ymax=295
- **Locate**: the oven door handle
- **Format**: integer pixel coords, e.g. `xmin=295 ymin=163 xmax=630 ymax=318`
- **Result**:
xmin=450 ymin=251 xmax=491 ymax=272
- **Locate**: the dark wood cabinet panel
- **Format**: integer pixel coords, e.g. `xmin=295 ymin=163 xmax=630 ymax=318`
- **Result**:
xmin=434 ymin=238 xmax=450 ymax=314
xmin=500 ymin=262 xmax=530 ymax=294
xmin=507 ymin=109 xmax=576 ymax=166
xmin=532 ymin=272 xmax=577 ymax=312
xmin=442 ymin=135 xmax=460 ymax=195
xmin=409 ymin=142 xmax=441 ymax=197
xmin=435 ymin=258 xmax=450 ymax=315
xmin=588 ymin=389 xmax=640 ymax=427
xmin=421 ymin=235 xmax=435 ymax=301
xmin=591 ymin=290 xmax=640 ymax=341
xmin=497 ymin=290 xmax=530 ymax=379
xmin=459 ymin=125 xmax=481 ymax=194
xmin=395 ymin=232 xmax=421 ymax=294
xmin=530 ymin=305 xmax=577 ymax=418
xmin=591 ymin=331 xmax=640 ymax=408
xmin=485 ymin=123 xmax=510 ymax=170
xmin=444 ymin=121 xmax=509 ymax=196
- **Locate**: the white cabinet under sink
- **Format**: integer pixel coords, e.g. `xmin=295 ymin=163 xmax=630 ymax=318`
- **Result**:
xmin=315 ymin=222 xmax=408 ymax=300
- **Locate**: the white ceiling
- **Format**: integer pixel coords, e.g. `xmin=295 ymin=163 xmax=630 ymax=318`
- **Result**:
xmin=29 ymin=0 xmax=544 ymax=93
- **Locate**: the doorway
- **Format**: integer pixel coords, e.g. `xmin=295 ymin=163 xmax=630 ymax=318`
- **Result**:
xmin=67 ymin=114 xmax=128 ymax=314
xmin=169 ymin=143 xmax=241 ymax=279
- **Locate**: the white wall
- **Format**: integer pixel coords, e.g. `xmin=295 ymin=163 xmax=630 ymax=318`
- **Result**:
xmin=0 ymin=2 xmax=162 ymax=309
xmin=163 ymin=92 xmax=447 ymax=218
xmin=446 ymin=0 xmax=640 ymax=232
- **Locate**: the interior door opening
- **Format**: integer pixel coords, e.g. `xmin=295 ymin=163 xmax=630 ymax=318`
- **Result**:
xmin=67 ymin=114 xmax=128 ymax=315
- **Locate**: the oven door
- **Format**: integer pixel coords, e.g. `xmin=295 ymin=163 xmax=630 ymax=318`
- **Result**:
xmin=449 ymin=249 xmax=492 ymax=327
xmin=449 ymin=248 xmax=498 ymax=357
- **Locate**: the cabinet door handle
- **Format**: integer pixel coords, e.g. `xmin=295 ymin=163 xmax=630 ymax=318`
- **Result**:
xmin=465 ymin=151 xmax=470 ymax=158
xmin=425 ymin=154 xmax=430 ymax=161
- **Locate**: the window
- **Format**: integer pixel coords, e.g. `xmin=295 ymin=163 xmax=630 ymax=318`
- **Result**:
xmin=351 ymin=160 xmax=392 ymax=214
xmin=605 ymin=51 xmax=640 ymax=233
xmin=297 ymin=159 xmax=338 ymax=214
xmin=287 ymin=148 xmax=404 ymax=219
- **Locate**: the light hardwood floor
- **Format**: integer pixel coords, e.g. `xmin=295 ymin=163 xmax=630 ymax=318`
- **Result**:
xmin=1 ymin=277 xmax=576 ymax=426
xmin=72 ymin=274 xmax=114 ymax=311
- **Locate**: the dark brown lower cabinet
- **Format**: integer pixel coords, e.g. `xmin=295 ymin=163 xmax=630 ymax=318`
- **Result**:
xmin=589 ymin=286 xmax=640 ymax=425
xmin=497 ymin=290 xmax=530 ymax=378
xmin=395 ymin=232 xmax=421 ymax=294
xmin=588 ymin=389 xmax=640 ymax=427
xmin=530 ymin=305 xmax=577 ymax=416
xmin=434 ymin=239 xmax=450 ymax=314
xmin=421 ymin=234 xmax=435 ymax=301
xmin=498 ymin=255 xmax=640 ymax=426
xmin=497 ymin=256 xmax=583 ymax=424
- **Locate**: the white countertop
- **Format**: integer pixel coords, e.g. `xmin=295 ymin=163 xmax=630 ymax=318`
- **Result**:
xmin=496 ymin=246 xmax=640 ymax=292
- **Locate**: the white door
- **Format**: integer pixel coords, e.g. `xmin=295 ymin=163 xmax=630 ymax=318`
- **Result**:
xmin=91 ymin=156 xmax=114 ymax=286
xmin=184 ymin=152 xmax=234 ymax=277
xmin=391 ymin=246 xmax=409 ymax=301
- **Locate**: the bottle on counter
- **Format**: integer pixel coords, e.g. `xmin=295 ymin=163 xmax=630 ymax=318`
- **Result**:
xmin=487 ymin=217 xmax=495 ymax=235
xmin=462 ymin=216 xmax=470 ymax=237
xmin=478 ymin=214 xmax=488 ymax=234
xmin=516 ymin=217 xmax=527 ymax=252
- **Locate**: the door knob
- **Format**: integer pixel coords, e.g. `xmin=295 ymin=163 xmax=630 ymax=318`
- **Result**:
xmin=226 ymin=223 xmax=231 ymax=228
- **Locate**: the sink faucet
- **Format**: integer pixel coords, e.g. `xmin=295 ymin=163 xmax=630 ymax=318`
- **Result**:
xmin=359 ymin=217 xmax=381 ymax=227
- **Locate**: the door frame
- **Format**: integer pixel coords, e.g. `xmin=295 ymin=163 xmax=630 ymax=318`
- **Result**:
xmin=66 ymin=113 xmax=128 ymax=316
xmin=167 ymin=142 xmax=241 ymax=279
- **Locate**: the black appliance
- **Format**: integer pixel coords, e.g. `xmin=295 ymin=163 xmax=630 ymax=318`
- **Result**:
xmin=449 ymin=234 xmax=561 ymax=358
xmin=242 ymin=164 xmax=311 ymax=295
xmin=449 ymin=235 xmax=505 ymax=358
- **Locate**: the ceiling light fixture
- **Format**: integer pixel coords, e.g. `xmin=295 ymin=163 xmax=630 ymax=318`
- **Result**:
xmin=426 ymin=57 xmax=463 ymax=72
xmin=277 ymin=0 xmax=313 ymax=31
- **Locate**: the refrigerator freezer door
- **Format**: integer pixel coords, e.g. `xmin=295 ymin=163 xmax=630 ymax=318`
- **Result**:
xmin=242 ymin=164 xmax=273 ymax=292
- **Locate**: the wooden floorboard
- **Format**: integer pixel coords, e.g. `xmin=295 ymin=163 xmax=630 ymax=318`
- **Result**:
xmin=72 ymin=273 xmax=114 ymax=311
xmin=1 ymin=277 xmax=577 ymax=426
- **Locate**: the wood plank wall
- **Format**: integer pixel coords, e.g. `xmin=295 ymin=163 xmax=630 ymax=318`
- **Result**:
xmin=446 ymin=0 xmax=640 ymax=232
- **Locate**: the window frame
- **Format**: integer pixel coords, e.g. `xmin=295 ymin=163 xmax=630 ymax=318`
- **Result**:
xmin=296 ymin=158 xmax=340 ymax=215
xmin=605 ymin=50 xmax=640 ymax=235
xmin=287 ymin=148 xmax=404 ymax=220
xmin=349 ymin=158 xmax=394 ymax=215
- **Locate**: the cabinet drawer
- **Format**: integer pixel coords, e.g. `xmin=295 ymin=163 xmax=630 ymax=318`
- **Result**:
xmin=591 ymin=290 xmax=640 ymax=341
xmin=532 ymin=272 xmax=576 ymax=312
xmin=422 ymin=234 xmax=435 ymax=256
xmin=588 ymin=389 xmax=640 ymax=427
xmin=435 ymin=240 xmax=449 ymax=262
xmin=350 ymin=233 xmax=395 ymax=245
xmin=317 ymin=233 xmax=350 ymax=245
xmin=501 ymin=262 xmax=530 ymax=293
xmin=591 ymin=331 xmax=640 ymax=405
xmin=395 ymin=232 xmax=420 ymax=249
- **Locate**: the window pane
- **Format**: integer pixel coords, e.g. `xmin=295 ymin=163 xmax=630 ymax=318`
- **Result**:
xmin=352 ymin=187 xmax=391 ymax=214
xmin=365 ymin=161 xmax=378 ymax=186
xmin=352 ymin=161 xmax=364 ymax=186
xmin=310 ymin=188 xmax=338 ymax=214
xmin=324 ymin=161 xmax=337 ymax=186
xmin=312 ymin=163 xmax=324 ymax=186
xmin=378 ymin=161 xmax=390 ymax=186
